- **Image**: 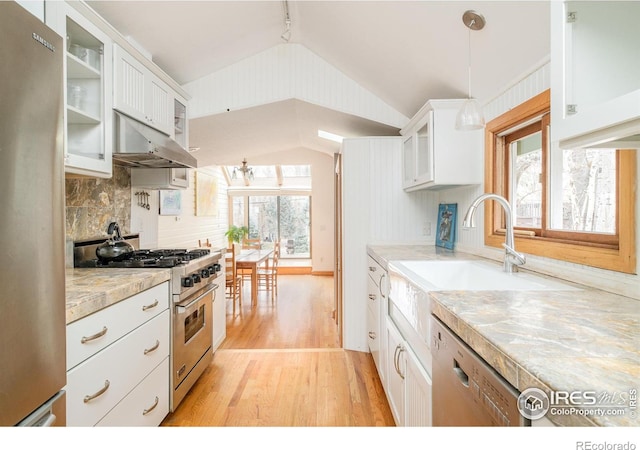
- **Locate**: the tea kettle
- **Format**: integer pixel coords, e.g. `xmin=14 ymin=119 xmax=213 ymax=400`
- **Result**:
xmin=96 ymin=222 xmax=134 ymax=262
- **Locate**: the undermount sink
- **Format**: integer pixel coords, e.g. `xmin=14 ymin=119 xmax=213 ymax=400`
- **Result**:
xmin=389 ymin=259 xmax=579 ymax=292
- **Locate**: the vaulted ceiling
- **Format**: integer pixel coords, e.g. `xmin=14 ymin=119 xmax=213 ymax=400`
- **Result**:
xmin=87 ymin=1 xmax=550 ymax=165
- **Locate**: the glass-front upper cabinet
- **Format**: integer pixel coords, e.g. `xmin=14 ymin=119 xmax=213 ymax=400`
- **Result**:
xmin=173 ymin=96 xmax=188 ymax=150
xmin=550 ymin=1 xmax=640 ymax=149
xmin=46 ymin=2 xmax=113 ymax=177
xmin=400 ymin=100 xmax=481 ymax=191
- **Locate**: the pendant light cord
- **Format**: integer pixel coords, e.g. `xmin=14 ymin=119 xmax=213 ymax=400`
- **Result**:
xmin=467 ymin=19 xmax=474 ymax=100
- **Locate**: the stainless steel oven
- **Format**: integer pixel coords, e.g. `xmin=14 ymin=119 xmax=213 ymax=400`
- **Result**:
xmin=169 ymin=250 xmax=222 ymax=411
xmin=172 ymin=282 xmax=218 ymax=409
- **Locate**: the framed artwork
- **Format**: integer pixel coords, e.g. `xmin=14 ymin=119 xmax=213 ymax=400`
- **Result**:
xmin=436 ymin=203 xmax=457 ymax=250
xmin=159 ymin=190 xmax=182 ymax=215
xmin=195 ymin=171 xmax=218 ymax=216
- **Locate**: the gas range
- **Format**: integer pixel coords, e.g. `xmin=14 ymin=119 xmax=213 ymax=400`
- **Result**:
xmin=73 ymin=235 xmax=222 ymax=303
xmin=75 ymin=248 xmax=212 ymax=269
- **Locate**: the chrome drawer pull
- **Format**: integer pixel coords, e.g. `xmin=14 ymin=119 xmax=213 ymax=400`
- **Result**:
xmin=368 ymin=294 xmax=376 ymax=300
xmin=142 ymin=396 xmax=159 ymax=416
xmin=142 ymin=300 xmax=159 ymax=311
xmin=144 ymin=340 xmax=160 ymax=355
xmin=80 ymin=326 xmax=108 ymax=344
xmin=368 ymin=331 xmax=376 ymax=339
xmin=369 ymin=266 xmax=376 ymax=272
xmin=84 ymin=380 xmax=110 ymax=403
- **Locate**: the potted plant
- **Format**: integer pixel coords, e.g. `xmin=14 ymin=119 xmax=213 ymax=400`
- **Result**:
xmin=225 ymin=225 xmax=248 ymax=247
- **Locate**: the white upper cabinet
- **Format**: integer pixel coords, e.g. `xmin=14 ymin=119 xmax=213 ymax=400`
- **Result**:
xmin=400 ymin=99 xmax=483 ymax=191
xmin=46 ymin=2 xmax=113 ymax=178
xmin=550 ymin=1 xmax=640 ymax=149
xmin=113 ymin=44 xmax=173 ymax=136
xmin=173 ymin=95 xmax=188 ymax=150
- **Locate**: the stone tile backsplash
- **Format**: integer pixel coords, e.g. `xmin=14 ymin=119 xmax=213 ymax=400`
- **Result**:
xmin=65 ymin=164 xmax=131 ymax=242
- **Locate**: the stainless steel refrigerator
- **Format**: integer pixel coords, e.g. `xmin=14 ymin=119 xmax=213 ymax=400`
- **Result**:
xmin=0 ymin=1 xmax=67 ymax=426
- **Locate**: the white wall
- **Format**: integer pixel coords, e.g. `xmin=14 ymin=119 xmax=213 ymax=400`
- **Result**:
xmin=131 ymin=166 xmax=229 ymax=252
xmin=342 ymin=137 xmax=437 ymax=351
xmin=440 ymin=62 xmax=639 ymax=300
xmin=183 ymin=43 xmax=408 ymax=129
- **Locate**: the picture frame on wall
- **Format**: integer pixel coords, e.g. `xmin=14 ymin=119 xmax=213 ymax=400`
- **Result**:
xmin=435 ymin=203 xmax=457 ymax=250
xmin=159 ymin=190 xmax=182 ymax=216
xmin=195 ymin=171 xmax=218 ymax=217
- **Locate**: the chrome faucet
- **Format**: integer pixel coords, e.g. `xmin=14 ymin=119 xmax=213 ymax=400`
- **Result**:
xmin=463 ymin=193 xmax=526 ymax=273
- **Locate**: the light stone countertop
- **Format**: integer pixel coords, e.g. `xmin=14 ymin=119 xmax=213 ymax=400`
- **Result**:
xmin=368 ymin=244 xmax=640 ymax=427
xmin=65 ymin=268 xmax=171 ymax=325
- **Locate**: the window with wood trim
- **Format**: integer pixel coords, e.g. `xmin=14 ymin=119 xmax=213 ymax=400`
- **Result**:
xmin=485 ymin=90 xmax=636 ymax=274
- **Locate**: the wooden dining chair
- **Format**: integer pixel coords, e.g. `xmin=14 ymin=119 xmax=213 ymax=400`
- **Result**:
xmin=225 ymin=247 xmax=242 ymax=312
xmin=257 ymin=244 xmax=279 ymax=301
xmin=239 ymin=238 xmax=262 ymax=282
xmin=242 ymin=238 xmax=262 ymax=250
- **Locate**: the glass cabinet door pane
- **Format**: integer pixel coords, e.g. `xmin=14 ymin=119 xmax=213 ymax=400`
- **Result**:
xmin=65 ymin=17 xmax=104 ymax=163
xmin=415 ymin=121 xmax=432 ymax=182
xmin=174 ymin=98 xmax=187 ymax=149
xmin=564 ymin=1 xmax=640 ymax=114
xmin=402 ymin=135 xmax=414 ymax=184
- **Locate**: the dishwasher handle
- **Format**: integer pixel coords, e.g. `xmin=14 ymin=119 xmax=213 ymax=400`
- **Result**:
xmin=453 ymin=359 xmax=469 ymax=388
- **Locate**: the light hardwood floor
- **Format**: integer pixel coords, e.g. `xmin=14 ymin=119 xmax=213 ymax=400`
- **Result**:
xmin=161 ymin=275 xmax=395 ymax=427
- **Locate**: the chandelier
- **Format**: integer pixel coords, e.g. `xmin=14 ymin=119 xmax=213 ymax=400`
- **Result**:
xmin=232 ymin=158 xmax=254 ymax=181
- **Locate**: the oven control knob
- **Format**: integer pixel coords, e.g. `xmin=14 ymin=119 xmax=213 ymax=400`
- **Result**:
xmin=182 ymin=277 xmax=194 ymax=288
xmin=200 ymin=269 xmax=210 ymax=278
xmin=207 ymin=266 xmax=215 ymax=275
xmin=191 ymin=274 xmax=201 ymax=284
xmin=213 ymin=263 xmax=221 ymax=272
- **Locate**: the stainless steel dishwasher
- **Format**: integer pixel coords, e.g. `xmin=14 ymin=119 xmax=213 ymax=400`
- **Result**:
xmin=431 ymin=315 xmax=530 ymax=426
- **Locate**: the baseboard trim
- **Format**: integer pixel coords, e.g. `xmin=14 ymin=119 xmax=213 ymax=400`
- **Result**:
xmin=311 ymin=271 xmax=334 ymax=277
xmin=278 ymin=266 xmax=312 ymax=275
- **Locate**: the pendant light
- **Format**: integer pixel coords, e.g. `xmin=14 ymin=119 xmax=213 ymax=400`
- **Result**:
xmin=455 ymin=10 xmax=486 ymax=131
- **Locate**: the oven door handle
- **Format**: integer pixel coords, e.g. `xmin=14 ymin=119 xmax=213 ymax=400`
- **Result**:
xmin=176 ymin=283 xmax=218 ymax=313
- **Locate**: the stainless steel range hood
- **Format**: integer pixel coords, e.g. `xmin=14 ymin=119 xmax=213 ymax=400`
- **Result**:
xmin=113 ymin=111 xmax=197 ymax=169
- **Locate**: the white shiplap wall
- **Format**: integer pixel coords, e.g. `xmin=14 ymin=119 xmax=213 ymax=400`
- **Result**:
xmin=156 ymin=166 xmax=228 ymax=251
xmin=440 ymin=61 xmax=640 ymax=300
xmin=183 ymin=43 xmax=409 ymax=129
xmin=342 ymin=137 xmax=437 ymax=352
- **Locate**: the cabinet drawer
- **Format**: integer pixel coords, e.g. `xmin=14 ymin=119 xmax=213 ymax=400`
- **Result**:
xmin=367 ymin=306 xmax=380 ymax=370
xmin=67 ymin=282 xmax=169 ymax=370
xmin=96 ymin=357 xmax=169 ymax=427
xmin=66 ymin=309 xmax=170 ymax=426
xmin=367 ymin=255 xmax=383 ymax=285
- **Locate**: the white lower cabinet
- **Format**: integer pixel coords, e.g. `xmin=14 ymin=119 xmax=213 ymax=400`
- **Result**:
xmin=404 ymin=344 xmax=432 ymax=427
xmin=385 ymin=317 xmax=405 ymax=425
xmin=366 ymin=255 xmax=387 ymax=381
xmin=96 ymin=357 xmax=169 ymax=427
xmin=65 ymin=282 xmax=170 ymax=426
xmin=212 ymin=280 xmax=226 ymax=350
xmin=385 ymin=316 xmax=432 ymax=427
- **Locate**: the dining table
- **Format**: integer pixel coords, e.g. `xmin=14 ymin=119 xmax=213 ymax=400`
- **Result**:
xmin=235 ymin=248 xmax=274 ymax=306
